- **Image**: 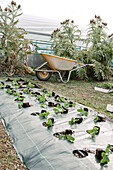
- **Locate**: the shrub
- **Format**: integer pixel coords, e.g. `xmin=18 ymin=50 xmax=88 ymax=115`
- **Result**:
xmin=79 ymin=15 xmax=113 ymax=80
xmin=51 ymin=19 xmax=81 ymax=59
xmin=0 ymin=1 xmax=32 ymax=75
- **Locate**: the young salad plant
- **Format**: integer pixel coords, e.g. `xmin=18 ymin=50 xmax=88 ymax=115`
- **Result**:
xmin=100 ymin=144 xmax=111 ymax=164
xmin=41 ymin=88 xmax=48 ymax=93
xmin=0 ymin=82 xmax=5 ymax=89
xmin=26 ymin=82 xmax=35 ymax=88
xmin=6 ymin=88 xmax=14 ymax=95
xmin=53 ymin=104 xmax=61 ymax=114
xmin=77 ymin=108 xmax=88 ymax=116
xmin=18 ymin=101 xmax=23 ymax=109
xmin=69 ymin=118 xmax=80 ymax=125
xmin=37 ymin=93 xmax=46 ymax=103
xmin=39 ymin=111 xmax=50 ymax=119
xmin=58 ymin=134 xmax=75 ymax=142
xmin=55 ymin=96 xmax=66 ymax=102
xmin=64 ymin=101 xmax=76 ymax=108
xmin=15 ymin=96 xmax=25 ymax=101
xmin=47 ymin=91 xmax=53 ymax=97
xmin=45 ymin=119 xmax=54 ymax=128
xmin=94 ymin=114 xmax=99 ymax=123
xmin=23 ymin=88 xmax=31 ymax=94
xmin=12 ymin=91 xmax=20 ymax=96
xmin=87 ymin=126 xmax=100 ymax=137
xmin=40 ymin=103 xmax=47 ymax=108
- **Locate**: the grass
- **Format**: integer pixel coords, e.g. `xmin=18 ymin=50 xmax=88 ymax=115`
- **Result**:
xmin=37 ymin=77 xmax=113 ymax=119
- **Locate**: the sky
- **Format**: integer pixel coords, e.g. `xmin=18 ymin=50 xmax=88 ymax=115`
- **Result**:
xmin=0 ymin=0 xmax=113 ymax=34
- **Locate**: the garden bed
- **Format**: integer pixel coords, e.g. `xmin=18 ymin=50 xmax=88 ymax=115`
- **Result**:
xmin=94 ymin=87 xmax=113 ymax=93
xmin=0 ymin=78 xmax=113 ymax=169
xmin=95 ymin=82 xmax=113 ymax=93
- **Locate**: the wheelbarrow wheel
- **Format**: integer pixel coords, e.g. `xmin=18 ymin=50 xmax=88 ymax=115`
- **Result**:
xmin=36 ymin=66 xmax=52 ymax=81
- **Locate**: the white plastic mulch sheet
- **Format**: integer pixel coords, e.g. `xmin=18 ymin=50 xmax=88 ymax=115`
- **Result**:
xmin=0 ymin=79 xmax=113 ymax=170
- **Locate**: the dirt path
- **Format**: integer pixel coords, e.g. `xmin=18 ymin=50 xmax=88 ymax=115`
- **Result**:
xmin=0 ymin=119 xmax=25 ymax=170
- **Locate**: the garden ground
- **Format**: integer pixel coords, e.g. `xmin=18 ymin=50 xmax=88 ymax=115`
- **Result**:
xmin=0 ymin=75 xmax=113 ymax=169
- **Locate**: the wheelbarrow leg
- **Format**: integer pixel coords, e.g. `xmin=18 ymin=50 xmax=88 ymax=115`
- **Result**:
xmin=57 ymin=71 xmax=72 ymax=83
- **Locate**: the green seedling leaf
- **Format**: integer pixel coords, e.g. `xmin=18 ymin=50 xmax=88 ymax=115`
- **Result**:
xmin=94 ymin=114 xmax=99 ymax=123
xmin=39 ymin=112 xmax=50 ymax=119
xmin=18 ymin=101 xmax=22 ymax=109
xmin=46 ymin=119 xmax=54 ymax=127
xmin=26 ymin=82 xmax=35 ymax=88
xmin=40 ymin=103 xmax=47 ymax=108
xmin=53 ymin=108 xmax=60 ymax=114
xmin=41 ymin=89 xmax=48 ymax=93
xmin=56 ymin=96 xmax=66 ymax=102
xmin=58 ymin=134 xmax=65 ymax=139
xmin=77 ymin=107 xmax=88 ymax=116
xmin=69 ymin=117 xmax=75 ymax=125
xmin=87 ymin=126 xmax=99 ymax=137
xmin=66 ymin=135 xmax=75 ymax=142
xmin=0 ymin=82 xmax=5 ymax=89
xmin=23 ymin=88 xmax=31 ymax=94
xmin=47 ymin=91 xmax=53 ymax=97
xmin=13 ymin=91 xmax=20 ymax=96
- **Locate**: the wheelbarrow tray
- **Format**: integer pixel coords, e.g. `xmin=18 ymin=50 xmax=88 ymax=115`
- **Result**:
xmin=40 ymin=53 xmax=76 ymax=71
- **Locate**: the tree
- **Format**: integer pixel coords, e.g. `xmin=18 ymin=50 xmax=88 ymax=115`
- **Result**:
xmin=0 ymin=1 xmax=32 ymax=75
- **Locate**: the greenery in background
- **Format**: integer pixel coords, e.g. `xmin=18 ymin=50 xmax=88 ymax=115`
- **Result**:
xmin=97 ymin=82 xmax=113 ymax=89
xmin=51 ymin=19 xmax=81 ymax=59
xmin=77 ymin=15 xmax=113 ymax=80
xmin=0 ymin=1 xmax=32 ymax=76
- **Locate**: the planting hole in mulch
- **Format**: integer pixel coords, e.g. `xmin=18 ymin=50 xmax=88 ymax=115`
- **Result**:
xmin=73 ymin=150 xmax=88 ymax=158
xmin=95 ymin=148 xmax=105 ymax=160
xmin=22 ymin=102 xmax=30 ymax=108
xmin=48 ymin=102 xmax=55 ymax=107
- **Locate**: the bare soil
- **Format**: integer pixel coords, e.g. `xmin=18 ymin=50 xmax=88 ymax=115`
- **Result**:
xmin=0 ymin=119 xmax=25 ymax=170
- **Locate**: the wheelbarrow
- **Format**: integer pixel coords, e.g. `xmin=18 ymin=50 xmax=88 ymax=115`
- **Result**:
xmin=35 ymin=53 xmax=94 ymax=83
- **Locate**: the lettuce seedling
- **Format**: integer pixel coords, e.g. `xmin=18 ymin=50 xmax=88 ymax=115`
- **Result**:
xmin=12 ymin=91 xmax=20 ymax=96
xmin=41 ymin=88 xmax=48 ymax=93
xmin=69 ymin=118 xmax=79 ymax=125
xmin=53 ymin=104 xmax=61 ymax=114
xmin=23 ymin=88 xmax=31 ymax=94
xmin=39 ymin=112 xmax=50 ymax=119
xmin=37 ymin=93 xmax=46 ymax=103
xmin=6 ymin=88 xmax=14 ymax=95
xmin=47 ymin=91 xmax=53 ymax=97
xmin=94 ymin=114 xmax=99 ymax=123
xmin=0 ymin=82 xmax=5 ymax=89
xmin=15 ymin=96 xmax=25 ymax=101
xmin=45 ymin=119 xmax=54 ymax=128
xmin=26 ymin=82 xmax=35 ymax=88
xmin=40 ymin=103 xmax=47 ymax=108
xmin=55 ymin=96 xmax=66 ymax=102
xmin=100 ymin=144 xmax=111 ymax=164
xmin=18 ymin=101 xmax=22 ymax=109
xmin=64 ymin=101 xmax=76 ymax=107
xmin=87 ymin=126 xmax=100 ymax=137
xmin=12 ymin=79 xmax=18 ymax=86
xmin=58 ymin=134 xmax=75 ymax=142
xmin=77 ymin=108 xmax=88 ymax=116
